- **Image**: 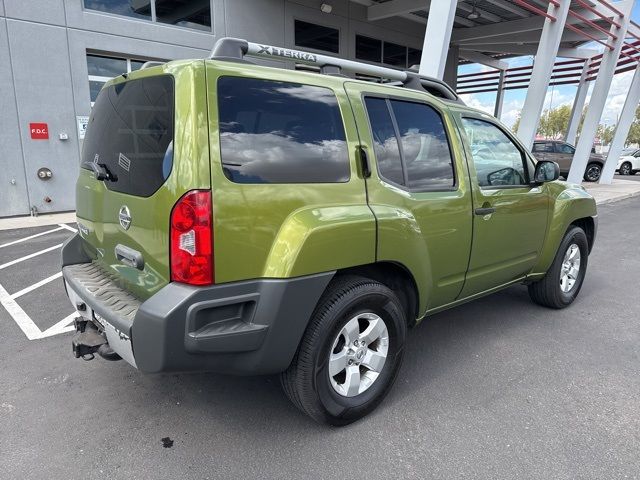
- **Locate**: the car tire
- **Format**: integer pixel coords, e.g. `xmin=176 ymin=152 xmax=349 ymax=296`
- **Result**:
xmin=583 ymin=163 xmax=602 ymax=182
xmin=528 ymin=226 xmax=589 ymax=309
xmin=280 ymin=275 xmax=407 ymax=426
xmin=619 ymin=162 xmax=632 ymax=175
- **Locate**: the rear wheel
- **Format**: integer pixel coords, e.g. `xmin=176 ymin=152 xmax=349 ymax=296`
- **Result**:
xmin=619 ymin=162 xmax=632 ymax=175
xmin=281 ymin=276 xmax=406 ymax=426
xmin=528 ymin=226 xmax=588 ymax=309
xmin=583 ymin=163 xmax=602 ymax=182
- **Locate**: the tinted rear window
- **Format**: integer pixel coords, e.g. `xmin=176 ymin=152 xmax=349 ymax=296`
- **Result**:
xmin=217 ymin=77 xmax=350 ymax=184
xmin=81 ymin=75 xmax=174 ymax=197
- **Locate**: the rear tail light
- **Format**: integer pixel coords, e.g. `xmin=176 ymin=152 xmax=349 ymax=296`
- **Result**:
xmin=170 ymin=190 xmax=213 ymax=286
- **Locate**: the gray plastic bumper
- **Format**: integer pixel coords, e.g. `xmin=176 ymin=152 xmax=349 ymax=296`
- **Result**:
xmin=61 ymin=234 xmax=334 ymax=375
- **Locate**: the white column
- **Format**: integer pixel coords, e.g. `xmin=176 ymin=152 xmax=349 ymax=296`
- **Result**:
xmin=566 ymin=1 xmax=633 ymax=184
xmin=419 ymin=0 xmax=457 ymax=79
xmin=600 ymin=65 xmax=640 ymax=184
xmin=516 ymin=0 xmax=571 ymax=149
xmin=565 ymin=59 xmax=590 ymax=145
xmin=494 ymin=69 xmax=506 ymax=119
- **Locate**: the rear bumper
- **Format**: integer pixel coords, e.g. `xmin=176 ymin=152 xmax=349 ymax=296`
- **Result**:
xmin=62 ymin=234 xmax=334 ymax=375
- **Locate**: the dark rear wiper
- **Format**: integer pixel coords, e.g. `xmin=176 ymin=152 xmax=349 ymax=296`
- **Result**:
xmin=82 ymin=162 xmax=118 ymax=182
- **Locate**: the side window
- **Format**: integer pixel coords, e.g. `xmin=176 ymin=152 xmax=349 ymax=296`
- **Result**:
xmin=364 ymin=98 xmax=404 ymax=186
xmin=533 ymin=142 xmax=553 ymax=153
xmin=556 ymin=143 xmax=575 ymax=154
xmin=364 ymin=97 xmax=455 ymax=189
xmin=461 ymin=118 xmax=528 ymax=187
xmin=217 ymin=77 xmax=350 ymax=184
xmin=390 ymin=100 xmax=455 ymax=189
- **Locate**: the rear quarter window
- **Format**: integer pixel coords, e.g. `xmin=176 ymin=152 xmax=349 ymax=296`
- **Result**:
xmin=217 ymin=77 xmax=350 ymax=184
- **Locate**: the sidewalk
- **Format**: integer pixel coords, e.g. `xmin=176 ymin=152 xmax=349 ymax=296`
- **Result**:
xmin=581 ymin=178 xmax=640 ymax=205
xmin=0 ymin=212 xmax=76 ymax=231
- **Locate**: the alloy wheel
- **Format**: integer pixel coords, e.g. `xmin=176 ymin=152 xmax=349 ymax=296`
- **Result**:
xmin=560 ymin=243 xmax=581 ymax=293
xmin=328 ymin=313 xmax=389 ymax=397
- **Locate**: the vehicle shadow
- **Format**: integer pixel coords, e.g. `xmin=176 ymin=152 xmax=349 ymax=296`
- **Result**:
xmin=118 ymin=284 xmax=553 ymax=432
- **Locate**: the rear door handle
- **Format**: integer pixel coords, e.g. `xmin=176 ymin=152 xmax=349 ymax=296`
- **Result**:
xmin=115 ymin=244 xmax=144 ymax=270
xmin=474 ymin=207 xmax=495 ymax=216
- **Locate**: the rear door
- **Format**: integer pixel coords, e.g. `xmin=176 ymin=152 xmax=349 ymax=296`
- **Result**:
xmin=75 ymin=63 xmax=211 ymax=299
xmin=345 ymin=82 xmax=473 ymax=311
xmin=455 ymin=114 xmax=549 ymax=297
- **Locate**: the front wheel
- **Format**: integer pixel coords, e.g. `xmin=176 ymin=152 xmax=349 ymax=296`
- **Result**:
xmin=583 ymin=163 xmax=602 ymax=182
xmin=281 ymin=276 xmax=406 ymax=426
xmin=528 ymin=226 xmax=589 ymax=309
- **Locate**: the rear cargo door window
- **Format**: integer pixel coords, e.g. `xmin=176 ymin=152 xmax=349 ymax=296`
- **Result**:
xmin=81 ymin=75 xmax=174 ymax=197
xmin=217 ymin=77 xmax=350 ymax=184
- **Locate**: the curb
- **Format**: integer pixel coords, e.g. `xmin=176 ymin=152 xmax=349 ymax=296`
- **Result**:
xmin=594 ymin=190 xmax=640 ymax=206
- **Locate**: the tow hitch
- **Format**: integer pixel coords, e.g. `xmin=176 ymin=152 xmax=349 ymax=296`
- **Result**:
xmin=71 ymin=317 xmax=121 ymax=361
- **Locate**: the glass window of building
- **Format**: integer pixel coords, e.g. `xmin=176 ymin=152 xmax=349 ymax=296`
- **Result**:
xmin=87 ymin=54 xmax=155 ymax=103
xmin=356 ymin=35 xmax=382 ymax=63
xmin=155 ymin=0 xmax=211 ymax=31
xmin=383 ymin=42 xmax=407 ymax=67
xmin=83 ymin=0 xmax=151 ymax=20
xmin=294 ymin=20 xmax=340 ymax=53
xmin=408 ymin=47 xmax=422 ymax=68
xmin=83 ymin=0 xmax=211 ymax=31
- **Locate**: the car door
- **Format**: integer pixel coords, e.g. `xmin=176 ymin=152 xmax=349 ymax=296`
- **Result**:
xmin=454 ymin=114 xmax=550 ymax=298
xmin=531 ymin=142 xmax=550 ymax=162
xmin=344 ymin=82 xmax=473 ymax=311
xmin=554 ymin=142 xmax=576 ymax=173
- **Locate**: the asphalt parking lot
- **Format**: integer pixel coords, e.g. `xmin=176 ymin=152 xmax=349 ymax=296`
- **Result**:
xmin=1 ymin=197 xmax=639 ymax=479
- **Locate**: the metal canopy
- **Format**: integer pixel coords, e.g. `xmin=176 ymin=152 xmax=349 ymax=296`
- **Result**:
xmin=351 ymin=0 xmax=640 ymax=61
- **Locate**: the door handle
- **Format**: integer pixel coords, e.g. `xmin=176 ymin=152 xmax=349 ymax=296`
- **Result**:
xmin=115 ymin=244 xmax=144 ymax=270
xmin=474 ymin=207 xmax=495 ymax=216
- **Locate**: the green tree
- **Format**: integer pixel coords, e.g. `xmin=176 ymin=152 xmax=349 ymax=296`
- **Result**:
xmin=538 ymin=104 xmax=572 ymax=139
xmin=512 ymin=113 xmax=521 ymax=134
xmin=596 ymin=124 xmax=615 ymax=145
xmin=626 ymin=105 xmax=640 ymax=146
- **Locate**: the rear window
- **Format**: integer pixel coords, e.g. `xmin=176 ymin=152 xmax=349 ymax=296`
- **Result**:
xmin=81 ymin=75 xmax=174 ymax=197
xmin=217 ymin=77 xmax=350 ymax=184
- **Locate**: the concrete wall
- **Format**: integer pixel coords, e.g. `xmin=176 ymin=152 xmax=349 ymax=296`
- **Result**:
xmin=0 ymin=0 xmax=425 ymax=216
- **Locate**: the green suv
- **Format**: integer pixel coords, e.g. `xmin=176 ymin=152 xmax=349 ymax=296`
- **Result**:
xmin=62 ymin=38 xmax=597 ymax=425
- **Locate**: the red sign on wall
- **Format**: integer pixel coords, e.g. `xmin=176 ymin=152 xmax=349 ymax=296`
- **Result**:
xmin=30 ymin=123 xmax=49 ymax=140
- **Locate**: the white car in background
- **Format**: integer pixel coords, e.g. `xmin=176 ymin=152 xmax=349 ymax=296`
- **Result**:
xmin=617 ymin=149 xmax=640 ymax=175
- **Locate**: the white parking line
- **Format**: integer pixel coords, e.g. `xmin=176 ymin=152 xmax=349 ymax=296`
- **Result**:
xmin=0 ymin=282 xmax=75 ymax=340
xmin=0 ymin=283 xmax=43 ymax=340
xmin=58 ymin=223 xmax=77 ymax=233
xmin=0 ymin=244 xmax=63 ymax=271
xmin=0 ymin=226 xmax=64 ymax=249
xmin=10 ymin=272 xmax=63 ymax=300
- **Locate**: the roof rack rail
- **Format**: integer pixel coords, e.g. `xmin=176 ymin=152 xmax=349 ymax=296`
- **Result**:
xmin=210 ymin=37 xmax=463 ymax=104
xmin=140 ymin=61 xmax=165 ymax=70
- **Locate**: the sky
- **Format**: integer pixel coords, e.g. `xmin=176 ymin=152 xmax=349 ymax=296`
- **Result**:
xmin=457 ymin=2 xmax=640 ymax=130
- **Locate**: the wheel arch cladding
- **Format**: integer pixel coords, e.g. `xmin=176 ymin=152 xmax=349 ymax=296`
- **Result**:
xmin=334 ymin=261 xmax=420 ymax=327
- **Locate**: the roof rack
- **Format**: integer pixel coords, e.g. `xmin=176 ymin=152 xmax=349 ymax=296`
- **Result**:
xmin=140 ymin=61 xmax=165 ymax=70
xmin=210 ymin=37 xmax=463 ymax=104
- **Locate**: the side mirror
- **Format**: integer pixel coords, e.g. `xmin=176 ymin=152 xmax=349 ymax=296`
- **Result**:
xmin=533 ymin=160 xmax=560 ymax=183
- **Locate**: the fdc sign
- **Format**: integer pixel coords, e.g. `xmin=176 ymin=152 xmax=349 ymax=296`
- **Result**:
xmin=29 ymin=122 xmax=49 ymax=140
